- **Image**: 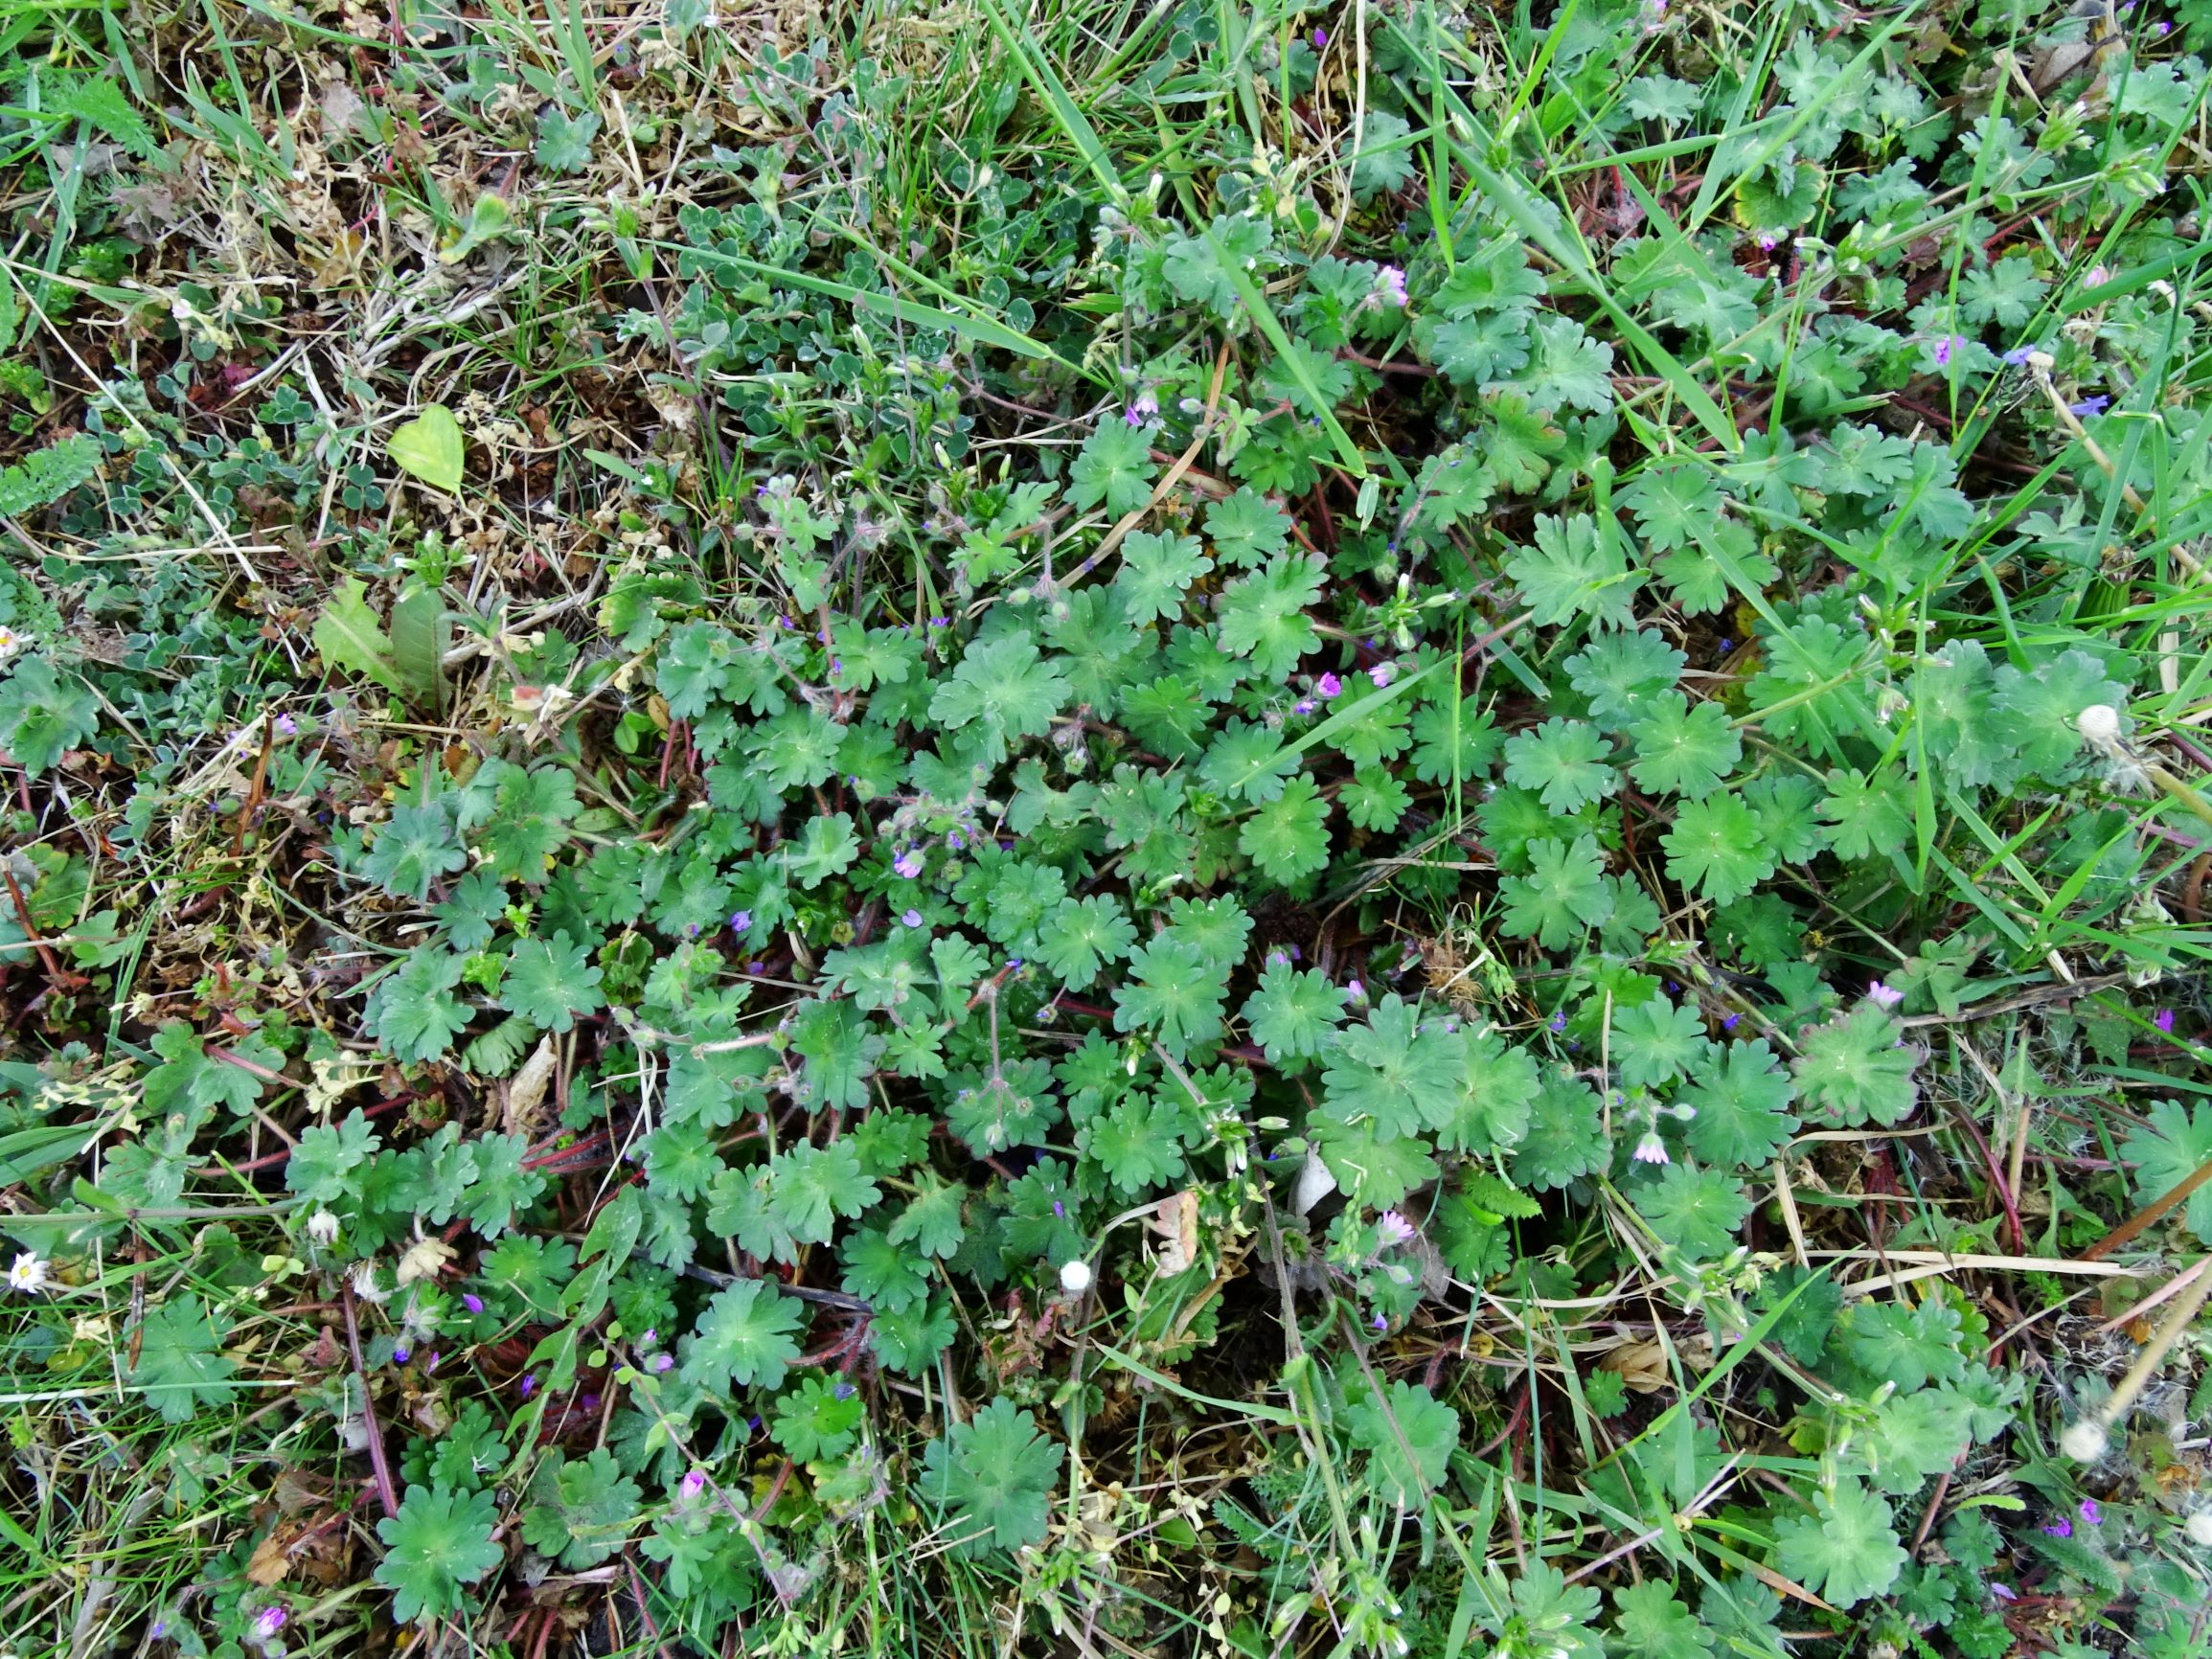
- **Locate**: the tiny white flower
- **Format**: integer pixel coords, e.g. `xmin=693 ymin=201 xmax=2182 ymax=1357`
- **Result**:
xmin=2186 ymin=1509 xmax=2212 ymax=1547
xmin=350 ymin=1261 xmax=391 ymax=1305
xmin=1631 ymin=1131 xmax=1671 ymax=1166
xmin=7 ymin=1252 xmax=51 ymax=1293
xmin=307 ymin=1210 xmax=340 ymax=1246
xmin=1059 ymin=1259 xmax=1093 ymax=1293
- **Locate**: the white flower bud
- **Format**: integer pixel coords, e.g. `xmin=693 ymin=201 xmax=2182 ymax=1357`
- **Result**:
xmin=307 ymin=1210 xmax=340 ymax=1246
xmin=2186 ymin=1510 xmax=2212 ymax=1547
xmin=2060 ymin=1418 xmax=2109 ymax=1463
xmin=1059 ymin=1259 xmax=1093 ymax=1294
xmin=2076 ymin=704 xmax=2122 ymax=747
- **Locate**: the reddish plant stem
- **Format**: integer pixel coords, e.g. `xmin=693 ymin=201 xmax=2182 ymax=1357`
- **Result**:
xmin=342 ymin=1284 xmax=400 ymax=1519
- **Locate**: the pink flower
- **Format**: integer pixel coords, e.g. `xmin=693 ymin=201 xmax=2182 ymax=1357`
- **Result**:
xmin=1376 ymin=266 xmax=1408 ymax=307
xmin=1316 ymin=671 xmax=1342 ymax=698
xmin=1990 ymin=1583 xmax=2018 ymax=1602
xmin=252 ymin=1608 xmax=287 ymax=1641
xmin=1632 ymin=1131 xmax=1671 ymax=1166
xmin=1124 ymin=392 xmax=1159 ymax=426
xmin=681 ymin=1467 xmax=708 ymax=1499
xmin=1932 ymin=336 xmax=1956 ymax=367
xmin=1369 ymin=663 xmax=1395 ymax=689
xmin=1868 ymin=980 xmax=1904 ymax=1009
xmin=2155 ymin=1010 xmax=2175 ymax=1034
xmin=1377 ymin=1211 xmax=1415 ymax=1246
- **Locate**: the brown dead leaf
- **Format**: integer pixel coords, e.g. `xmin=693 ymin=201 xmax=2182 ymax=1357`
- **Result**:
xmin=246 ymin=1530 xmax=293 ymax=1586
xmin=504 ymin=1034 xmax=559 ymax=1136
xmin=306 ymin=229 xmax=367 ymax=289
xmin=1150 ymin=1190 xmax=1199 ymax=1276
xmin=1595 ymin=1339 xmax=1672 ymax=1395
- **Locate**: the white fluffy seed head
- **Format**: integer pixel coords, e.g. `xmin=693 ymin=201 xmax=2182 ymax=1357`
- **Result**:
xmin=2060 ymin=1418 xmax=2110 ymax=1463
xmin=1059 ymin=1259 xmax=1093 ymax=1294
xmin=2077 ymin=704 xmax=2123 ymax=747
xmin=2186 ymin=1510 xmax=2212 ymax=1548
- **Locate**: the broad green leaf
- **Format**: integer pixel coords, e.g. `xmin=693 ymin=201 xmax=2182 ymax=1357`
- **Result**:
xmin=388 ymin=405 xmax=466 ymax=493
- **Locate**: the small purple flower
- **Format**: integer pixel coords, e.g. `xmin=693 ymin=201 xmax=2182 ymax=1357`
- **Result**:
xmin=1632 ymin=1131 xmax=1671 ymax=1166
xmin=1311 ymin=26 xmax=1327 ymax=46
xmin=150 ymin=1623 xmax=168 ymax=1641
xmin=929 ymin=616 xmax=948 ymax=627
xmin=1931 ymin=335 xmax=1958 ymax=368
xmin=681 ymin=1467 xmax=708 ymax=1499
xmin=1292 ymin=698 xmax=1316 ymax=715
xmin=1377 ymin=1211 xmax=1415 ymax=1246
xmin=894 ymin=850 xmax=924 ymax=878
xmin=1371 ymin=1310 xmax=1387 ymax=1330
xmin=902 ymin=908 xmax=925 ymax=928
xmin=393 ymin=1345 xmax=410 ymax=1365
xmin=651 ymin=1353 xmax=674 ymax=1373
xmin=642 ymin=1329 xmax=657 ymax=1345
xmin=1549 ymin=1010 xmax=1568 ymax=1033
xmin=829 ymin=657 xmax=844 ymax=677
xmin=946 ymin=830 xmax=966 ymax=851
xmin=1369 ymin=663 xmax=1395 ymax=689
xmin=2043 ymin=1518 xmax=2072 ymax=1538
xmin=518 ymin=1374 xmax=537 ymax=1398
xmin=1868 ymin=980 xmax=1904 ymax=1009
xmin=1376 ymin=265 xmax=1408 ymax=308
xmin=2081 ymin=1498 xmax=2102 ymax=1526
xmin=1722 ymin=1013 xmax=1741 ymax=1031
xmin=426 ymin=1352 xmax=441 ymax=1372
xmin=833 ymin=1382 xmax=855 ymax=1400
xmin=462 ymin=1292 xmax=485 ymax=1314
xmin=1990 ymin=1583 xmax=2018 ymax=1602
xmin=2004 ymin=344 xmax=2039 ymax=366
xmin=1717 ymin=638 xmax=1733 ymax=652
xmin=2071 ymin=396 xmax=2111 ymax=417
xmin=729 ymin=909 xmax=753 ymax=935
xmin=1052 ymin=1200 xmax=1065 ymax=1216
xmin=252 ymin=1607 xmax=287 ymax=1641
xmin=2156 ymin=1009 xmax=2177 ymax=1034
xmin=1757 ymin=234 xmax=1778 ymax=252
xmin=1346 ymin=978 xmax=1367 ymax=1005
xmin=274 ymin=713 xmax=299 ymax=737
xmin=1124 ymin=392 xmax=1159 ymax=426
xmin=1316 ymin=671 xmax=1342 ymax=698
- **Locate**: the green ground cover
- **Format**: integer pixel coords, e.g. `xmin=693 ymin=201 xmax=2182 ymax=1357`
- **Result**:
xmin=4 ymin=1 xmax=2212 ymax=1655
